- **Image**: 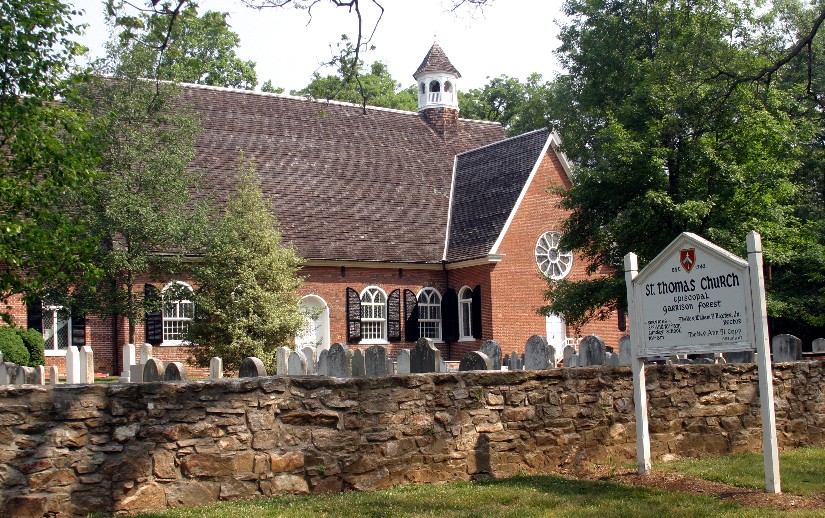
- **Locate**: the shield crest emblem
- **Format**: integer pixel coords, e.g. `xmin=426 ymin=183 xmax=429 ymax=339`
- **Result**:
xmin=680 ymin=248 xmax=696 ymax=273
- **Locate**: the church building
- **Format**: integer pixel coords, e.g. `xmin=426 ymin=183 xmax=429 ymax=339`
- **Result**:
xmin=16 ymin=43 xmax=624 ymax=374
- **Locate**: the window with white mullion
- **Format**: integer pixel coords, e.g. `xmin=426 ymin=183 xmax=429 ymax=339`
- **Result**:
xmin=360 ymin=286 xmax=387 ymax=342
xmin=43 ymin=304 xmax=70 ymax=353
xmin=458 ymin=286 xmax=473 ymax=340
xmin=417 ymin=288 xmax=442 ymax=340
xmin=162 ymin=281 xmax=195 ymax=344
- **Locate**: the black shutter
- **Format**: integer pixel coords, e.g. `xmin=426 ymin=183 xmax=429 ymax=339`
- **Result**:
xmin=71 ymin=312 xmax=86 ymax=348
xmin=471 ymin=284 xmax=482 ymax=339
xmin=617 ymin=307 xmax=627 ymax=332
xmin=404 ymin=289 xmax=419 ymax=342
xmin=387 ymin=289 xmax=401 ymax=342
xmin=346 ymin=287 xmax=361 ymax=344
xmin=144 ymin=284 xmax=163 ymax=345
xmin=441 ymin=288 xmax=458 ymax=342
xmin=27 ymin=298 xmax=43 ymax=332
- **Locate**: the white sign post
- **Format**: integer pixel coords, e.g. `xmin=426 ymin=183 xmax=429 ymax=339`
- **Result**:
xmin=624 ymin=231 xmax=780 ymax=493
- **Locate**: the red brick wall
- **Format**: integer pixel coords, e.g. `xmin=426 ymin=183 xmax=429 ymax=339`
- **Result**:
xmin=444 ymin=264 xmax=492 ymax=359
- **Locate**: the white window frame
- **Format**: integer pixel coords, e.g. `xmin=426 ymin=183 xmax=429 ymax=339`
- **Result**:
xmin=42 ymin=303 xmax=71 ymax=357
xmin=416 ymin=287 xmax=442 ymax=342
xmin=458 ymin=285 xmax=474 ymax=341
xmin=162 ymin=281 xmax=195 ymax=346
xmin=296 ymin=294 xmax=330 ymax=350
xmin=535 ymin=230 xmax=574 ymax=280
xmin=360 ymin=286 xmax=388 ymax=345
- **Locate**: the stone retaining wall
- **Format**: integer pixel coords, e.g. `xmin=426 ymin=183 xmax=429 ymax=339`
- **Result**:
xmin=1 ymin=362 xmax=823 ymax=517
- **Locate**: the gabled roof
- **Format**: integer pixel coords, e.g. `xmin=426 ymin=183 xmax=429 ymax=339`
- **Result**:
xmin=179 ymin=84 xmax=505 ymax=264
xmin=445 ymin=129 xmax=551 ymax=262
xmin=413 ymin=43 xmax=461 ymax=79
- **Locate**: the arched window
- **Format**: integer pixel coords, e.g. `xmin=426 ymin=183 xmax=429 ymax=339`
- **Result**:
xmin=162 ymin=281 xmax=195 ymax=344
xmin=42 ymin=303 xmax=71 ymax=354
xmin=419 ymin=82 xmax=426 ymax=94
xmin=416 ymin=288 xmax=442 ymax=341
xmin=535 ymin=231 xmax=574 ymax=280
xmin=458 ymin=286 xmax=473 ymax=340
xmin=296 ymin=295 xmax=330 ymax=350
xmin=360 ymin=286 xmax=387 ymax=343
xmin=429 ymin=80 xmax=441 ymax=93
xmin=444 ymin=81 xmax=453 ymax=93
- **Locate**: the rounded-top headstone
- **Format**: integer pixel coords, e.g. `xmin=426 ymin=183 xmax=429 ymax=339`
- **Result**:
xmin=365 ymin=345 xmax=389 ymax=377
xmin=239 ymin=357 xmax=267 ymax=378
xmin=459 ymin=351 xmax=492 ymax=371
xmin=479 ymin=340 xmax=502 ymax=370
xmin=812 ymin=338 xmax=825 ymax=353
xmin=524 ymin=335 xmax=551 ymax=370
xmin=142 ymin=358 xmax=166 ymax=382
xmin=579 ymin=335 xmax=606 ymax=366
xmin=164 ymin=361 xmax=188 ymax=381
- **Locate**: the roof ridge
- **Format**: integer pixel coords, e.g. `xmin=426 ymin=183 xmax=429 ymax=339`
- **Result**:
xmin=456 ymin=127 xmax=550 ymax=157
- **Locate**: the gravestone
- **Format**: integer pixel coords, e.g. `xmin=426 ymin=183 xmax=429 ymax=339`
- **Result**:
xmin=606 ymin=351 xmax=620 ymax=366
xmin=316 ymin=349 xmax=330 ymax=376
xmin=1 ymin=363 xmax=16 ymax=385
xmin=142 ymin=358 xmax=166 ymax=382
xmin=618 ymin=336 xmax=632 ymax=366
xmin=563 ymin=345 xmax=577 ymax=368
xmin=524 ymin=335 xmax=551 ymax=370
xmin=140 ymin=343 xmax=153 ymax=364
xmin=439 ymin=359 xmax=447 ymax=373
xmin=288 ymin=350 xmax=308 ymax=376
xmin=37 ymin=365 xmax=46 ymax=384
xmin=65 ymin=347 xmax=80 ymax=384
xmin=479 ymin=340 xmax=502 ymax=370
xmin=15 ymin=366 xmax=38 ymax=384
xmin=411 ymin=338 xmax=441 ymax=374
xmin=579 ymin=335 xmax=606 ymax=366
xmin=352 ymin=349 xmax=366 ymax=377
xmin=772 ymin=334 xmax=802 ymax=362
xmin=120 ymin=343 xmax=135 ymax=382
xmin=80 ymin=346 xmax=94 ymax=384
xmin=725 ymin=351 xmax=754 ymax=363
xmin=240 ymin=357 xmax=267 ymax=378
xmin=276 ymin=346 xmax=291 ymax=376
xmin=811 ymin=338 xmax=825 ymax=353
xmin=396 ymin=349 xmax=411 ymax=375
xmin=49 ymin=365 xmax=59 ymax=385
xmin=365 ymin=345 xmax=389 ymax=377
xmin=328 ymin=342 xmax=352 ymax=378
xmin=301 ymin=347 xmax=317 ymax=375
xmin=164 ymin=362 xmax=188 ymax=381
xmin=210 ymin=357 xmax=223 ymax=379
xmin=459 ymin=351 xmax=492 ymax=371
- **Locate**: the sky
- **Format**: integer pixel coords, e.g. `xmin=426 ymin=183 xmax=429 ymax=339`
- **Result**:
xmin=69 ymin=0 xmax=567 ymax=92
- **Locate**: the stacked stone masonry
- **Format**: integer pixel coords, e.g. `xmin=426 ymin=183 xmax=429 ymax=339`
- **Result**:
xmin=1 ymin=362 xmax=823 ymax=517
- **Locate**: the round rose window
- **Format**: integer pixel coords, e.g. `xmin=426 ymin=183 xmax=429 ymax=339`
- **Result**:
xmin=535 ymin=231 xmax=573 ymax=279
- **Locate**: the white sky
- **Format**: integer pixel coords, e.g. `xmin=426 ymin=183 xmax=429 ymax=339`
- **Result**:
xmin=69 ymin=0 xmax=567 ymax=92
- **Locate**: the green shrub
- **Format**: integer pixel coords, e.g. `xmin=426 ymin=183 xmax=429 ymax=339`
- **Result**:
xmin=0 ymin=326 xmax=30 ymax=365
xmin=17 ymin=328 xmax=45 ymax=367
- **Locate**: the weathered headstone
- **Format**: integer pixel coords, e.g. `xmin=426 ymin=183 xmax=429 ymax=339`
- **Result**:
xmin=210 ymin=357 xmax=223 ymax=379
xmin=772 ymin=334 xmax=802 ymax=362
xmin=365 ymin=345 xmax=389 ymax=377
xmin=65 ymin=347 xmax=80 ymax=384
xmin=725 ymin=351 xmax=754 ymax=363
xmin=396 ymin=349 xmax=411 ymax=374
xmin=439 ymin=359 xmax=447 ymax=373
xmin=316 ymin=349 xmax=330 ymax=376
xmin=606 ymin=351 xmax=620 ymax=366
xmin=328 ymin=342 xmax=352 ymax=378
xmin=164 ymin=362 xmax=188 ymax=381
xmin=1 ymin=363 xmax=16 ymax=385
xmin=140 ymin=343 xmax=153 ymax=364
xmin=288 ymin=350 xmax=308 ymax=376
xmin=15 ymin=366 xmax=38 ymax=384
xmin=301 ymin=346 xmax=317 ymax=375
xmin=37 ymin=365 xmax=46 ymax=384
xmin=618 ymin=335 xmax=632 ymax=366
xmin=129 ymin=364 xmax=143 ymax=383
xmin=812 ymin=338 xmax=825 ymax=353
xmin=579 ymin=335 xmax=606 ymax=366
xmin=80 ymin=346 xmax=94 ymax=384
xmin=563 ymin=345 xmax=577 ymax=368
xmin=352 ymin=349 xmax=366 ymax=377
xmin=524 ymin=335 xmax=551 ymax=370
xmin=142 ymin=358 xmax=166 ymax=382
xmin=459 ymin=351 xmax=492 ymax=371
xmin=120 ymin=343 xmax=136 ymax=383
xmin=479 ymin=340 xmax=502 ymax=370
xmin=239 ymin=357 xmax=267 ymax=378
xmin=411 ymin=338 xmax=441 ymax=374
xmin=49 ymin=365 xmax=59 ymax=385
xmin=276 ymin=346 xmax=291 ymax=376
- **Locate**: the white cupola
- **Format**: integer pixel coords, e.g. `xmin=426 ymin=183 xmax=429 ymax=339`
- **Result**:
xmin=414 ymin=42 xmax=461 ymax=112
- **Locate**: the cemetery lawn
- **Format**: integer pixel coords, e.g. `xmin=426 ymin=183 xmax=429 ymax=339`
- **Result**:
xmin=130 ymin=448 xmax=825 ymax=518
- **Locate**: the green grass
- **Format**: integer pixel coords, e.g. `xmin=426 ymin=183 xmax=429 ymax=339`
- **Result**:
xmin=131 ymin=473 xmax=823 ymax=518
xmin=657 ymin=447 xmax=825 ymax=497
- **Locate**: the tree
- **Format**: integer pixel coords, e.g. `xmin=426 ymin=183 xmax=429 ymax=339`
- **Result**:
xmin=292 ymin=36 xmax=416 ymax=110
xmin=71 ymin=74 xmax=205 ymax=344
xmin=261 ymin=79 xmax=284 ymax=93
xmin=543 ymin=0 xmax=824 ymax=330
xmin=188 ymin=161 xmax=305 ymax=372
xmin=107 ymin=2 xmax=258 ymax=88
xmin=0 ymin=0 xmax=99 ymax=319
xmin=459 ymin=73 xmax=558 ymax=135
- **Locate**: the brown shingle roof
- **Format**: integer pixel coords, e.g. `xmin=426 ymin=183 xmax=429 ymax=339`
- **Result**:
xmin=179 ymin=84 xmax=504 ymax=263
xmin=413 ymin=43 xmax=461 ymax=79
